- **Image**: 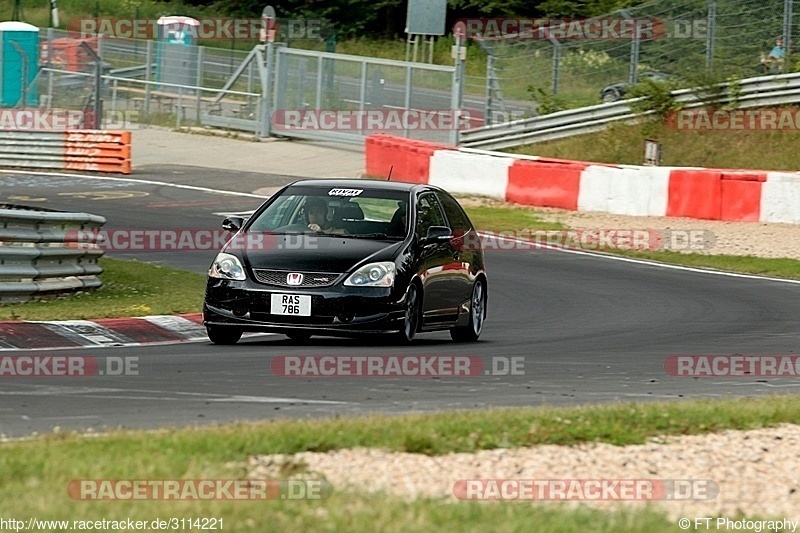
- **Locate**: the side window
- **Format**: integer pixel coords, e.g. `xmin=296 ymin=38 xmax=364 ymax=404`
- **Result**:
xmin=437 ymin=192 xmax=472 ymax=233
xmin=415 ymin=193 xmax=446 ymax=238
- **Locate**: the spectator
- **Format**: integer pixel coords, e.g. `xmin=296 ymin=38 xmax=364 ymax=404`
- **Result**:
xmin=765 ymin=36 xmax=786 ymax=73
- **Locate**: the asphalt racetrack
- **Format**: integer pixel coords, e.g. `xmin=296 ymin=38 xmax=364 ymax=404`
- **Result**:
xmin=1 ymin=167 xmax=799 ymax=437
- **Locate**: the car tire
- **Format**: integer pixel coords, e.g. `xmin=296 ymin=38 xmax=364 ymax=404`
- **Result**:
xmin=206 ymin=325 xmax=243 ymax=345
xmin=397 ymin=283 xmax=421 ymax=344
xmin=602 ymin=90 xmax=620 ymax=103
xmin=286 ymin=332 xmax=312 ymax=343
xmin=450 ymin=279 xmax=486 ymax=342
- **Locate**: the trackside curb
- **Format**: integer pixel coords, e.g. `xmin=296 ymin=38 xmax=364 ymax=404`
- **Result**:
xmin=0 ymin=313 xmax=208 ymax=351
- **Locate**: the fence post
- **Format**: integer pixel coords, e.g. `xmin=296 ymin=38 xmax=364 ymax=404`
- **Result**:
xmin=404 ymin=64 xmax=412 ymax=138
xmin=486 ymin=53 xmax=494 ymax=126
xmin=552 ymin=40 xmax=561 ymax=94
xmin=359 ymin=60 xmax=368 ymax=136
xmin=450 ymin=33 xmax=466 ymax=145
xmin=196 ymin=45 xmax=204 ymax=124
xmin=784 ymin=0 xmax=793 ymax=69
xmin=145 ymin=39 xmax=153 ymax=115
xmin=261 ymin=42 xmax=275 ymax=138
xmin=46 ymin=28 xmax=53 ymax=109
xmin=706 ymin=0 xmax=716 ymax=72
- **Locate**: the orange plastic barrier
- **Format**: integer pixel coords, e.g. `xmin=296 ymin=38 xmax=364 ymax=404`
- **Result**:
xmin=365 ymin=134 xmax=450 ymax=184
xmin=666 ymin=170 xmax=722 ymax=219
xmin=63 ymin=130 xmax=132 ymax=174
xmin=719 ymin=171 xmax=765 ymax=222
xmin=507 ymin=160 xmax=585 ymax=210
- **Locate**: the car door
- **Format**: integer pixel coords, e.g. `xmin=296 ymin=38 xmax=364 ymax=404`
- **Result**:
xmin=415 ymin=192 xmax=459 ymax=326
xmin=436 ymin=191 xmax=476 ymax=308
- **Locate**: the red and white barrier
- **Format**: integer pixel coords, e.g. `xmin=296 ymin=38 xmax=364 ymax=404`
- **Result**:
xmin=365 ymin=134 xmax=800 ymax=224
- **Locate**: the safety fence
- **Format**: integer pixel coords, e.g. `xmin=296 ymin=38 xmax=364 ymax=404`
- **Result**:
xmin=0 ymin=206 xmax=106 ymax=303
xmin=0 ymin=130 xmax=131 ymax=174
xmin=366 ymin=133 xmax=800 ymax=225
xmin=461 ymin=71 xmax=800 ymax=149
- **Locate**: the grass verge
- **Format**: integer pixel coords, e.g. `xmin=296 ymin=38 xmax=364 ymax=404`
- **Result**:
xmin=3 ymin=396 xmax=798 ymax=530
xmin=0 ymin=258 xmax=205 ymax=321
xmin=507 ymin=119 xmax=800 ymax=171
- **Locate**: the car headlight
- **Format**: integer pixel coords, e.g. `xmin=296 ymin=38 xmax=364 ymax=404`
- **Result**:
xmin=344 ymin=261 xmax=395 ymax=287
xmin=209 ymin=252 xmax=246 ymax=281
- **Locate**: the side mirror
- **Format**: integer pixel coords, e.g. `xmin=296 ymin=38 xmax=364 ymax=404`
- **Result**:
xmin=222 ymin=216 xmax=244 ymax=232
xmin=423 ymin=225 xmax=452 ymax=244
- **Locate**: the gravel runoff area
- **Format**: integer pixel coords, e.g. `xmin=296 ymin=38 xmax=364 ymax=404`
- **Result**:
xmin=533 ymin=207 xmax=800 ymax=261
xmin=250 ymin=424 xmax=800 ymax=523
xmin=459 ymin=197 xmax=800 ymax=261
xmin=250 ymin=204 xmax=800 ymax=522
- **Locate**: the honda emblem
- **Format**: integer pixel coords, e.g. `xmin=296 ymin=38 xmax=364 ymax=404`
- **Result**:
xmin=286 ymin=272 xmax=304 ymax=285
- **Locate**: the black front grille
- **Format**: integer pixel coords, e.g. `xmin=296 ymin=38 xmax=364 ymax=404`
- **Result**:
xmin=252 ymin=269 xmax=340 ymax=287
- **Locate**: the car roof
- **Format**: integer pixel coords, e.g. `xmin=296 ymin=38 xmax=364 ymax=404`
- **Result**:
xmin=286 ymin=178 xmax=433 ymax=193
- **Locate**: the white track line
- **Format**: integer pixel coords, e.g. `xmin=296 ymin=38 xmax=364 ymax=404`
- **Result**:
xmin=0 ymin=169 xmax=271 ymax=199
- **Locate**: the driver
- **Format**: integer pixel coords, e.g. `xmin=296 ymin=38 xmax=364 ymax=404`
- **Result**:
xmin=305 ymin=197 xmax=346 ymax=234
xmin=305 ymin=197 xmax=330 ymax=232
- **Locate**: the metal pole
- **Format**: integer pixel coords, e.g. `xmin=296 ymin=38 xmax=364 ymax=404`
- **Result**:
xmin=46 ymin=28 xmax=54 ymax=109
xmin=144 ymin=39 xmax=153 ymax=115
xmin=485 ymin=54 xmax=494 ymax=126
xmin=621 ymin=10 xmax=639 ymax=84
xmin=404 ymin=65 xmax=412 ymax=137
xmin=263 ymin=43 xmax=275 ymax=137
xmin=195 ymin=46 xmax=203 ymax=124
xmin=552 ymin=42 xmax=561 ymax=94
xmin=79 ymin=41 xmax=103 ymax=128
xmin=706 ymin=0 xmax=716 ymax=72
xmin=784 ymin=0 xmax=793 ymax=69
xmin=359 ymin=60 xmax=367 ymax=136
xmin=315 ymin=54 xmax=323 ymax=110
xmin=450 ymin=34 xmax=465 ymax=145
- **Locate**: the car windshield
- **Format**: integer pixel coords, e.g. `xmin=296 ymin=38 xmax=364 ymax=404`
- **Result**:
xmin=247 ymin=185 xmax=411 ymax=239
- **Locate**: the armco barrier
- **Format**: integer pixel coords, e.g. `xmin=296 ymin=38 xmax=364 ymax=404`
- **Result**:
xmin=365 ymin=134 xmax=800 ymax=225
xmin=0 ymin=205 xmax=106 ymax=303
xmin=0 ymin=130 xmax=131 ymax=174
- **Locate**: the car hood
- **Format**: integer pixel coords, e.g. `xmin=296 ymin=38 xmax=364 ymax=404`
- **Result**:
xmin=228 ymin=234 xmax=404 ymax=273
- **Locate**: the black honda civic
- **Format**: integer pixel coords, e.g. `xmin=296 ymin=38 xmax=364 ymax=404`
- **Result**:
xmin=203 ymin=179 xmax=487 ymax=344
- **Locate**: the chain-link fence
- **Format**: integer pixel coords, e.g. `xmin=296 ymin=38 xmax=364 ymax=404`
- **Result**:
xmin=34 ymin=29 xmax=463 ymax=144
xmin=477 ymin=0 xmax=799 ymax=120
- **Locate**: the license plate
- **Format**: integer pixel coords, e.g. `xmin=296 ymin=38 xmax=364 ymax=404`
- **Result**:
xmin=270 ymin=294 xmax=311 ymax=316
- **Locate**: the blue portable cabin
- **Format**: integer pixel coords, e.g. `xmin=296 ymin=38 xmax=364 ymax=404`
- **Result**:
xmin=0 ymin=21 xmax=39 ymax=107
xmin=155 ymin=16 xmax=199 ymax=93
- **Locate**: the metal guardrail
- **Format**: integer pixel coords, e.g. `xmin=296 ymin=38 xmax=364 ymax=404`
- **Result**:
xmin=0 ymin=206 xmax=106 ymax=303
xmin=460 ymin=72 xmax=800 ymax=150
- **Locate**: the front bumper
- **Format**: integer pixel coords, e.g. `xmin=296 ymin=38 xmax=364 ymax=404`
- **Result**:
xmin=203 ymin=278 xmax=405 ymax=335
